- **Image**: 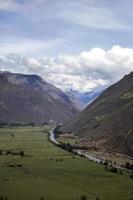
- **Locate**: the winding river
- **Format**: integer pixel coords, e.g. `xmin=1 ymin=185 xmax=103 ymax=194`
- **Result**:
xmin=49 ymin=129 xmax=130 ymax=172
xmin=49 ymin=129 xmax=103 ymax=163
xmin=49 ymin=129 xmax=59 ymax=145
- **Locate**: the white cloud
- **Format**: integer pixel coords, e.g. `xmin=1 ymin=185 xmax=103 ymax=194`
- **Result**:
xmin=0 ymin=0 xmax=48 ymax=12
xmin=0 ymin=0 xmax=20 ymax=11
xmin=0 ymin=38 xmax=63 ymax=57
xmin=0 ymin=45 xmax=133 ymax=92
xmin=59 ymin=5 xmax=128 ymax=30
xmin=0 ymin=0 xmax=128 ymax=31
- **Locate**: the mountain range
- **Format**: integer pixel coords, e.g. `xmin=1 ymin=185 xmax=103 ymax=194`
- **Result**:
xmin=66 ymin=89 xmax=104 ymax=110
xmin=60 ymin=72 xmax=133 ymax=156
xmin=0 ymin=71 xmax=78 ymax=124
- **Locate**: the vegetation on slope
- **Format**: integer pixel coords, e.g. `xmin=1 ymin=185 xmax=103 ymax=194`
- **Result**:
xmin=61 ymin=72 xmax=133 ymax=156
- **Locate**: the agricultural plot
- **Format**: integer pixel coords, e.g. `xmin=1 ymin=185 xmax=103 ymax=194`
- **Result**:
xmin=0 ymin=127 xmax=132 ymax=200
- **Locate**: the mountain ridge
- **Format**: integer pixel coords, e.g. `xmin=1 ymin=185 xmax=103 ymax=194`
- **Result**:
xmin=0 ymin=71 xmax=78 ymax=124
xmin=60 ymin=72 xmax=133 ymax=156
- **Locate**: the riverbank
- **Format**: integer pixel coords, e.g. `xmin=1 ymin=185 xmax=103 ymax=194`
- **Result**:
xmin=49 ymin=129 xmax=132 ymax=172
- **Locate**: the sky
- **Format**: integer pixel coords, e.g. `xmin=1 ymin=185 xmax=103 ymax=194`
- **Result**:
xmin=0 ymin=0 xmax=133 ymax=92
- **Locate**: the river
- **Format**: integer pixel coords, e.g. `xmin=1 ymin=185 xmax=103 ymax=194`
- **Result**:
xmin=49 ymin=129 xmax=103 ymax=163
xmin=49 ymin=129 xmax=59 ymax=145
xmin=49 ymin=129 xmax=130 ymax=171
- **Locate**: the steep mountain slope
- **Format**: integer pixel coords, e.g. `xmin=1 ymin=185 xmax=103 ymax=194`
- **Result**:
xmin=61 ymin=72 xmax=133 ymax=156
xmin=0 ymin=71 xmax=78 ymax=124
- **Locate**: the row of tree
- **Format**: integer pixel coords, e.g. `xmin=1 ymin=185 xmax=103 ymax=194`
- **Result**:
xmin=0 ymin=150 xmax=24 ymax=157
xmin=0 ymin=121 xmax=48 ymax=128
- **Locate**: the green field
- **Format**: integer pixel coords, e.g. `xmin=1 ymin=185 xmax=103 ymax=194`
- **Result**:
xmin=0 ymin=127 xmax=132 ymax=200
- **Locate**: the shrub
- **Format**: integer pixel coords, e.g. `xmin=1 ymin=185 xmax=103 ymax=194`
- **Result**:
xmin=110 ymin=167 xmax=118 ymax=173
xmin=119 ymin=169 xmax=123 ymax=175
xmin=20 ymin=150 xmax=24 ymax=157
xmin=9 ymin=164 xmax=15 ymax=167
xmin=103 ymin=161 xmax=108 ymax=166
xmin=17 ymin=164 xmax=23 ymax=167
xmin=130 ymin=174 xmax=133 ymax=179
xmin=0 ymin=195 xmax=3 ymax=200
xmin=80 ymin=195 xmax=87 ymax=200
xmin=96 ymin=197 xmax=100 ymax=200
xmin=125 ymin=162 xmax=133 ymax=170
xmin=130 ymin=171 xmax=133 ymax=179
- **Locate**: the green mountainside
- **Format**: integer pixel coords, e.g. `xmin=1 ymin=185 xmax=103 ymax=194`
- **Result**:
xmin=61 ymin=72 xmax=133 ymax=156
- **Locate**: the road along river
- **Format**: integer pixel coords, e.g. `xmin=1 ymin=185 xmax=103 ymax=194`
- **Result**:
xmin=49 ymin=129 xmax=130 ymax=172
xmin=50 ymin=129 xmax=104 ymax=163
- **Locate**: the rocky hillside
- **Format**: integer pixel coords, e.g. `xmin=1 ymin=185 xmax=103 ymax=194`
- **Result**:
xmin=61 ymin=72 xmax=133 ymax=156
xmin=0 ymin=71 xmax=78 ymax=124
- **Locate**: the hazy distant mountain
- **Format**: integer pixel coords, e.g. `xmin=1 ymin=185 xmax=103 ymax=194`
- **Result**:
xmin=66 ymin=90 xmax=104 ymax=110
xmin=0 ymin=71 xmax=78 ymax=124
xmin=61 ymin=72 xmax=133 ymax=156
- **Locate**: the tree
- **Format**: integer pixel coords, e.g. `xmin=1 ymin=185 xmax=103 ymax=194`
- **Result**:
xmin=130 ymin=170 xmax=133 ymax=179
xmin=80 ymin=195 xmax=87 ymax=200
xmin=110 ymin=167 xmax=118 ymax=173
xmin=0 ymin=195 xmax=3 ymax=200
xmin=20 ymin=150 xmax=24 ymax=157
xmin=119 ymin=169 xmax=123 ymax=175
xmin=96 ymin=197 xmax=100 ymax=200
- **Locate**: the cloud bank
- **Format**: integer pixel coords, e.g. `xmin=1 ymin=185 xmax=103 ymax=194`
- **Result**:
xmin=0 ymin=45 xmax=133 ymax=92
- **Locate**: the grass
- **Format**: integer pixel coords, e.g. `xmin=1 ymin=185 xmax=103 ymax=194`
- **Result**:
xmin=0 ymin=127 xmax=132 ymax=200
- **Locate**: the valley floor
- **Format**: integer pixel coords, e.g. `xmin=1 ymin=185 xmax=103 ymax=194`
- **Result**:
xmin=57 ymin=134 xmax=133 ymax=166
xmin=0 ymin=127 xmax=132 ymax=200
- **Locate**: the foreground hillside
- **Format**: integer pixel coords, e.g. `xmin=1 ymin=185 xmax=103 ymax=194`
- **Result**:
xmin=61 ymin=72 xmax=133 ymax=156
xmin=0 ymin=127 xmax=132 ymax=200
xmin=0 ymin=71 xmax=78 ymax=124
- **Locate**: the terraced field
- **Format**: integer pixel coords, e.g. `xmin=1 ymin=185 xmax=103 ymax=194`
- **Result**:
xmin=0 ymin=127 xmax=132 ymax=200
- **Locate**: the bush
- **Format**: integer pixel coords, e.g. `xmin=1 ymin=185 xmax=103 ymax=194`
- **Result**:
xmin=73 ymin=156 xmax=75 ymax=159
xmin=103 ymin=161 xmax=108 ymax=166
xmin=96 ymin=197 xmax=100 ymax=200
xmin=80 ymin=195 xmax=87 ymax=200
xmin=20 ymin=150 xmax=24 ymax=157
xmin=110 ymin=167 xmax=118 ymax=173
xmin=119 ymin=169 xmax=123 ymax=175
xmin=17 ymin=164 xmax=23 ymax=167
xmin=0 ymin=195 xmax=3 ymax=200
xmin=125 ymin=162 xmax=133 ymax=170
xmin=130 ymin=171 xmax=133 ymax=179
xmin=9 ymin=164 xmax=15 ymax=167
xmin=130 ymin=174 xmax=133 ymax=179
